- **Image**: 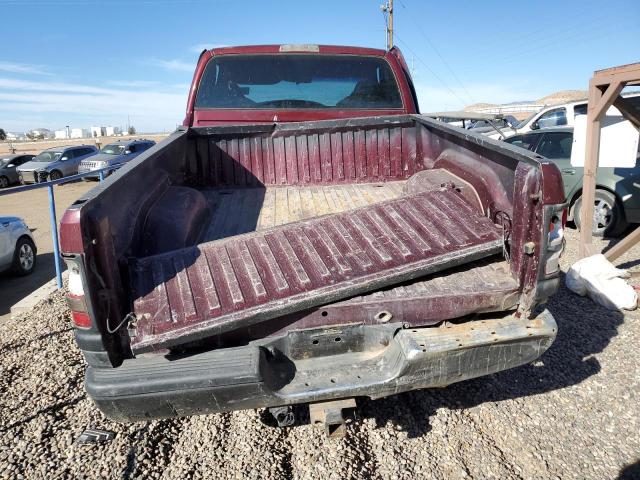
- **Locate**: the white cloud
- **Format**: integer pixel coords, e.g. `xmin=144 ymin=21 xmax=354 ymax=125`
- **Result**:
xmin=106 ymin=80 xmax=161 ymax=88
xmin=0 ymin=61 xmax=50 ymax=76
xmin=147 ymin=58 xmax=194 ymax=72
xmin=0 ymin=77 xmax=186 ymax=132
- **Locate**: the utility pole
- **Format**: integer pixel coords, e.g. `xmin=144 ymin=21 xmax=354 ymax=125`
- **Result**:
xmin=381 ymin=0 xmax=393 ymax=50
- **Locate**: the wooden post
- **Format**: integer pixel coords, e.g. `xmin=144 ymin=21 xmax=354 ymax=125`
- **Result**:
xmin=579 ymin=80 xmax=603 ymax=258
xmin=605 ymin=226 xmax=640 ymax=262
xmin=578 ymin=63 xmax=640 ymax=259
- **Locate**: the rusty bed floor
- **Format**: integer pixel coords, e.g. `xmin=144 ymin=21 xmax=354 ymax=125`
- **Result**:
xmin=129 ymin=184 xmax=508 ymax=353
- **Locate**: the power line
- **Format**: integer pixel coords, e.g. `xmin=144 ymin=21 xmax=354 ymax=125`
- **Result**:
xmin=471 ymin=20 xmax=631 ymax=77
xmin=397 ymin=0 xmax=475 ymax=104
xmin=394 ymin=33 xmax=469 ymax=107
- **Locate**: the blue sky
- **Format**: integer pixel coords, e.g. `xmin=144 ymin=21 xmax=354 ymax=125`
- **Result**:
xmin=0 ymin=0 xmax=638 ymax=133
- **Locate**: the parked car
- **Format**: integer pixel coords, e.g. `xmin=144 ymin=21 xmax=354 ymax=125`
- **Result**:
xmin=78 ymin=140 xmax=155 ymax=179
xmin=0 ymin=216 xmax=36 ymax=275
xmin=424 ymin=112 xmax=517 ymax=138
xmin=60 ymin=45 xmax=565 ymax=430
xmin=17 ymin=145 xmax=98 ymax=184
xmin=0 ymin=154 xmax=35 ymax=188
xmin=489 ymin=93 xmax=640 ymax=140
xmin=504 ymin=126 xmax=640 ymax=236
xmin=468 ymin=115 xmax=518 ymax=132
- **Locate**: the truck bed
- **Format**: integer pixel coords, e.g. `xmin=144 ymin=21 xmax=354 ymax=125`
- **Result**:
xmin=62 ymin=114 xmax=565 ymax=367
xmin=200 ymin=181 xmax=405 ymax=242
xmin=129 ymin=184 xmax=504 ymax=353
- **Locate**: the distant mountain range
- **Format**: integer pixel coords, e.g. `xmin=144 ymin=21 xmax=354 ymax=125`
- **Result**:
xmin=465 ymin=90 xmax=589 ymax=111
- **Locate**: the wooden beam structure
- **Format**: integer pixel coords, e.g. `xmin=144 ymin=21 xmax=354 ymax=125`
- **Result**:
xmin=605 ymin=226 xmax=640 ymax=262
xmin=579 ymin=62 xmax=640 ymax=259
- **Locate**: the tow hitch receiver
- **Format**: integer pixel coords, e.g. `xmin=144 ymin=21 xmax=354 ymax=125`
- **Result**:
xmin=309 ymin=399 xmax=357 ymax=438
xmin=268 ymin=405 xmax=296 ymax=427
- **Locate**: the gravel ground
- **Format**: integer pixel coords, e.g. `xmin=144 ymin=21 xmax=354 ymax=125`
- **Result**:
xmin=0 ymin=229 xmax=639 ymax=479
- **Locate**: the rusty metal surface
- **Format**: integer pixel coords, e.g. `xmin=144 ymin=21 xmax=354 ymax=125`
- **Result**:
xmin=222 ymin=259 xmax=519 ymax=343
xmin=326 ymin=259 xmax=518 ymax=322
xmin=309 ymin=398 xmax=357 ymax=438
xmin=129 ymin=187 xmax=503 ymax=353
xmin=88 ymin=309 xmax=557 ymax=421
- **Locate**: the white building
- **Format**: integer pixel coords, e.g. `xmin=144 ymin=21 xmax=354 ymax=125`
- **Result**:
xmin=91 ymin=126 xmax=106 ymax=138
xmin=54 ymin=130 xmax=69 ymax=140
xmin=71 ymin=128 xmax=90 ymax=139
xmin=5 ymin=132 xmax=26 ymax=141
xmin=29 ymin=128 xmax=53 ymax=139
xmin=105 ymin=126 xmax=121 ymax=137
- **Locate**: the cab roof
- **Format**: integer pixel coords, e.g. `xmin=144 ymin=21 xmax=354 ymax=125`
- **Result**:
xmin=207 ymin=44 xmax=388 ymax=57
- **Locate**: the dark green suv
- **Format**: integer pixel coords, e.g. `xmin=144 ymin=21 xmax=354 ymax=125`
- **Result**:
xmin=505 ymin=127 xmax=640 ymax=236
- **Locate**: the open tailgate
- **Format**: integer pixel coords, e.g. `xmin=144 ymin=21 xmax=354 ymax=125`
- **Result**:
xmin=129 ymin=186 xmax=503 ymax=354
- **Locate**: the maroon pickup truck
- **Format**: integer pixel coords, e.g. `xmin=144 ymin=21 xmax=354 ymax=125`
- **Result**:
xmin=60 ymin=45 xmax=566 ymax=430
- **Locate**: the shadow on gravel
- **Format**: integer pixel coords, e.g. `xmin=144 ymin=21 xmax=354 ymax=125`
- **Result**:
xmin=0 ymin=395 xmax=85 ymax=433
xmin=0 ymin=327 xmax=72 ymax=356
xmin=360 ymin=272 xmax=625 ymax=438
xmin=0 ymin=252 xmax=60 ymax=317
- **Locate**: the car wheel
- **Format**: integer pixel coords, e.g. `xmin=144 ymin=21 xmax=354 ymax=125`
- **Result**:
xmin=0 ymin=176 xmax=9 ymax=188
xmin=574 ymin=189 xmax=628 ymax=237
xmin=11 ymin=237 xmax=37 ymax=276
xmin=49 ymin=170 xmax=63 ymax=181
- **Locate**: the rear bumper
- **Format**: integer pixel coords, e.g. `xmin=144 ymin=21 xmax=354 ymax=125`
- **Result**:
xmin=86 ymin=310 xmax=557 ymax=422
xmin=78 ymin=165 xmax=100 ymax=178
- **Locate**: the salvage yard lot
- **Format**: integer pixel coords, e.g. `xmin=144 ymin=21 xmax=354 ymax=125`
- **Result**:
xmin=0 ymin=229 xmax=638 ymax=479
xmin=0 ymin=182 xmax=93 ymax=324
xmin=0 ymin=134 xmax=166 ymax=323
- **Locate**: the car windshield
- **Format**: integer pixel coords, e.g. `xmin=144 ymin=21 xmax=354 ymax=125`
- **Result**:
xmin=516 ymin=112 xmax=538 ymax=129
xmin=195 ymin=54 xmax=403 ymax=109
xmin=0 ymin=158 xmax=11 ymax=166
xmin=33 ymin=151 xmax=62 ymax=162
xmin=100 ymin=144 xmax=126 ymax=155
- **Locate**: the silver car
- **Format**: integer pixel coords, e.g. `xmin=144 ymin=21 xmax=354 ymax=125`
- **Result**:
xmin=0 ymin=216 xmax=36 ymax=275
xmin=78 ymin=140 xmax=155 ymax=179
xmin=17 ymin=145 xmax=98 ymax=183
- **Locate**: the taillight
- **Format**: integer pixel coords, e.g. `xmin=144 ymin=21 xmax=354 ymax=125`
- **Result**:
xmin=548 ymin=213 xmax=564 ymax=247
xmin=67 ymin=270 xmax=91 ymax=329
xmin=544 ymin=208 xmax=566 ymax=276
xmin=71 ymin=310 xmax=91 ymax=328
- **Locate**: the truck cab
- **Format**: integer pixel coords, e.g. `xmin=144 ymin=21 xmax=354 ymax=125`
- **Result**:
xmin=184 ymin=44 xmax=419 ymax=126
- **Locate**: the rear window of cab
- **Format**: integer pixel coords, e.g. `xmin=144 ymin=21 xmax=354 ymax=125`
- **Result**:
xmin=195 ymin=54 xmax=403 ymax=110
